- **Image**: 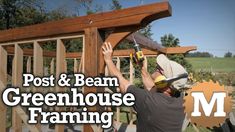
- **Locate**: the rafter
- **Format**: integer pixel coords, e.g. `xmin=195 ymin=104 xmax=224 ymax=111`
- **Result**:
xmin=0 ymin=2 xmax=171 ymax=43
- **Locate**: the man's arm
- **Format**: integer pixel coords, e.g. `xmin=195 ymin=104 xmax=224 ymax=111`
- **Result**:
xmin=141 ymin=66 xmax=155 ymax=91
xmin=102 ymin=42 xmax=131 ymax=93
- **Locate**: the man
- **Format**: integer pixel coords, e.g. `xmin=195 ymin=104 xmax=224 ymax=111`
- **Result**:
xmin=102 ymin=42 xmax=187 ymax=132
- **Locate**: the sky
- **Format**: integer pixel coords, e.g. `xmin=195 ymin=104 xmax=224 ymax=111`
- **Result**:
xmin=44 ymin=0 xmax=235 ymax=57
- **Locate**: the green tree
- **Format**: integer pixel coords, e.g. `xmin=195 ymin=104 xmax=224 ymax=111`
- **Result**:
xmin=110 ymin=0 xmax=121 ymax=10
xmin=224 ymin=51 xmax=232 ymax=58
xmin=138 ymin=24 xmax=153 ymax=39
xmin=161 ymin=34 xmax=179 ymax=47
xmin=0 ymin=0 xmax=72 ymax=74
xmin=0 ymin=0 xmax=46 ymax=29
xmin=186 ymin=51 xmax=213 ymax=57
xmin=0 ymin=0 xmax=17 ymax=29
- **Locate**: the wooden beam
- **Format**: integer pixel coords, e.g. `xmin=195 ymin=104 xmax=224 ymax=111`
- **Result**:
xmin=113 ymin=48 xmax=158 ymax=57
xmin=129 ymin=61 xmax=134 ymax=84
xmin=66 ymin=52 xmax=82 ymax=58
xmin=6 ymin=46 xmax=56 ymax=57
xmin=84 ymin=27 xmax=104 ymax=131
xmin=55 ymin=39 xmax=66 ymax=132
xmin=0 ymin=46 xmax=7 ymax=84
xmin=126 ymin=33 xmax=197 ymax=54
xmin=129 ymin=60 xmax=134 ymax=125
xmin=74 ymin=58 xmax=78 ymax=73
xmin=84 ymin=27 xmax=104 ymax=93
xmin=49 ymin=58 xmax=55 ymax=96
xmin=15 ymin=106 xmax=40 ymax=132
xmin=0 ymin=2 xmax=171 ymax=43
xmin=0 ymin=35 xmax=84 ymax=46
xmin=11 ymin=45 xmax=39 ymax=132
xmin=79 ymin=57 xmax=83 ymax=73
xmin=65 ymin=60 xmax=68 ymax=73
xmin=99 ymin=26 xmax=140 ymax=74
xmin=33 ymin=41 xmax=43 ymax=129
xmin=33 ymin=41 xmax=43 ymax=97
xmin=26 ymin=56 xmax=32 ymax=92
xmin=12 ymin=44 xmax=23 ymax=132
xmin=33 ymin=41 xmax=43 ymax=76
xmin=164 ymin=46 xmax=197 ymax=54
xmin=0 ymin=46 xmax=7 ymax=132
xmin=5 ymin=46 xmax=82 ymax=58
xmin=50 ymin=58 xmax=55 ymax=74
xmin=0 ymin=80 xmax=6 ymax=110
xmin=26 ymin=56 xmax=32 ymax=73
xmin=99 ymin=26 xmax=138 ymax=74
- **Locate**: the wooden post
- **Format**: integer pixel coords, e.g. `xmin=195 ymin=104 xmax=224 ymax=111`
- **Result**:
xmin=84 ymin=27 xmax=104 ymax=97
xmin=49 ymin=58 xmax=55 ymax=96
xmin=26 ymin=56 xmax=32 ymax=73
xmin=74 ymin=58 xmax=78 ymax=73
xmin=116 ymin=57 xmax=121 ymax=122
xmin=0 ymin=81 xmax=6 ymax=132
xmin=33 ymin=41 xmax=43 ymax=76
xmin=33 ymin=41 xmax=43 ymax=93
xmin=84 ymin=27 xmax=104 ymax=132
xmin=26 ymin=56 xmax=32 ymax=92
xmin=12 ymin=44 xmax=23 ymax=132
xmin=129 ymin=60 xmax=134 ymax=124
xmin=116 ymin=57 xmax=121 ymax=70
xmin=55 ymin=39 xmax=66 ymax=132
xmin=50 ymin=58 xmax=55 ymax=74
xmin=0 ymin=46 xmax=7 ymax=85
xmin=65 ymin=59 xmax=68 ymax=73
xmin=11 ymin=44 xmax=40 ymax=132
xmin=44 ymin=67 xmax=49 ymax=76
xmin=15 ymin=106 xmax=40 ymax=132
xmin=78 ymin=56 xmax=83 ymax=72
xmin=129 ymin=60 xmax=134 ymax=84
xmin=0 ymin=46 xmax=7 ymax=132
xmin=33 ymin=41 xmax=43 ymax=130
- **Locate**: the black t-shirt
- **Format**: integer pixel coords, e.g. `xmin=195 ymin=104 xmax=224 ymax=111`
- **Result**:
xmin=127 ymin=85 xmax=185 ymax=132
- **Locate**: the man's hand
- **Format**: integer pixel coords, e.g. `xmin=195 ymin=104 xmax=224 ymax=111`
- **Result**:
xmin=102 ymin=42 xmax=130 ymax=93
xmin=102 ymin=42 xmax=113 ymax=62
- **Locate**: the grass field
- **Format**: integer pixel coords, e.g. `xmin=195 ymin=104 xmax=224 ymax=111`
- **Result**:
xmin=186 ymin=57 xmax=235 ymax=72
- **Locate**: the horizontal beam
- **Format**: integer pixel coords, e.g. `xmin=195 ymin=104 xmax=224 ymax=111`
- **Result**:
xmin=126 ymin=33 xmax=197 ymax=54
xmin=113 ymin=48 xmax=159 ymax=57
xmin=163 ymin=46 xmax=197 ymax=54
xmin=0 ymin=35 xmax=84 ymax=46
xmin=0 ymin=2 xmax=171 ymax=43
xmin=5 ymin=46 xmax=196 ymax=58
xmin=5 ymin=47 xmax=82 ymax=58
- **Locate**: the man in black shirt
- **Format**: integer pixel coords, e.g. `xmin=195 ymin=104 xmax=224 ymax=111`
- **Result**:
xmin=102 ymin=42 xmax=187 ymax=132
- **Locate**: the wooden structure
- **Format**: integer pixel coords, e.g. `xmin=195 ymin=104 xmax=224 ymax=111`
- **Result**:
xmin=0 ymin=2 xmax=197 ymax=132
